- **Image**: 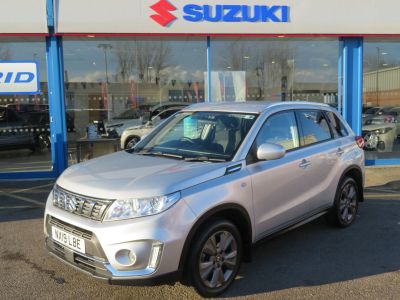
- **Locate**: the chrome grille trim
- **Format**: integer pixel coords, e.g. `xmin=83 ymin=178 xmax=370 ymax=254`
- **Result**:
xmin=49 ymin=216 xmax=93 ymax=240
xmin=52 ymin=185 xmax=113 ymax=221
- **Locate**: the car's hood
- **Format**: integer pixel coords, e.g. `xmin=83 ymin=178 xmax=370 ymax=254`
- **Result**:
xmin=56 ymin=151 xmax=231 ymax=199
xmin=106 ymin=119 xmax=142 ymax=127
xmin=126 ymin=123 xmax=152 ymax=131
xmin=363 ymin=123 xmax=396 ymax=131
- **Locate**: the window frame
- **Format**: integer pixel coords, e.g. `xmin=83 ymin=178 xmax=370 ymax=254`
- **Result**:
xmin=246 ymin=109 xmax=301 ymax=164
xmin=324 ymin=110 xmax=349 ymax=139
xmin=295 ymin=109 xmax=334 ymax=148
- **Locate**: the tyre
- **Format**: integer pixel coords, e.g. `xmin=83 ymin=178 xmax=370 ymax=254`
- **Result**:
xmin=326 ymin=177 xmax=360 ymax=228
xmin=186 ymin=219 xmax=242 ymax=297
xmin=125 ymin=136 xmax=140 ymax=149
xmin=36 ymin=133 xmax=51 ymax=152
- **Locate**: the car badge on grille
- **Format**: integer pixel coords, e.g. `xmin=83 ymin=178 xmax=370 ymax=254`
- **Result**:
xmin=66 ymin=195 xmax=77 ymax=212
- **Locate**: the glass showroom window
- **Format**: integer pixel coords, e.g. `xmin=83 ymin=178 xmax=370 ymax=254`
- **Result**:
xmin=0 ymin=38 xmax=50 ymax=173
xmin=210 ymin=38 xmax=339 ymax=104
xmin=363 ymin=39 xmax=400 ymax=160
xmin=62 ymin=37 xmax=207 ymax=162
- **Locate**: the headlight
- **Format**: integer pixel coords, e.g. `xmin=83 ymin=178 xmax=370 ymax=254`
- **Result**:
xmin=103 ymin=192 xmax=181 ymax=221
xmin=375 ymin=127 xmax=393 ymax=134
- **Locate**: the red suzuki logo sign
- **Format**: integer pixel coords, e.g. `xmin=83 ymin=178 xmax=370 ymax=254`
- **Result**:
xmin=150 ymin=1 xmax=290 ymax=27
xmin=150 ymin=0 xmax=178 ymax=27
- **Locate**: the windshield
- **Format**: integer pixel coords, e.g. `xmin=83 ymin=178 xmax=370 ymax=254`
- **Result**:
xmin=134 ymin=111 xmax=258 ymax=161
xmin=114 ymin=109 xmax=143 ymax=119
xmin=365 ymin=107 xmax=380 ymax=115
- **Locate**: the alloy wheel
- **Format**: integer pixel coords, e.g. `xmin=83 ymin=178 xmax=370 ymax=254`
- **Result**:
xmin=339 ymin=182 xmax=358 ymax=223
xmin=126 ymin=137 xmax=140 ymax=149
xmin=198 ymin=230 xmax=238 ymax=289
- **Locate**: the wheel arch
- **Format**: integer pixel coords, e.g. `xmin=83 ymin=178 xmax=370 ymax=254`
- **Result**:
xmin=124 ymin=135 xmax=141 ymax=149
xmin=178 ymin=203 xmax=253 ymax=273
xmin=340 ymin=165 xmax=364 ymax=202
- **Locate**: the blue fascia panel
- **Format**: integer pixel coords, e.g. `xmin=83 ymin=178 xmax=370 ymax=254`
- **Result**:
xmin=341 ymin=37 xmax=363 ymax=136
xmin=46 ymin=0 xmax=67 ymax=176
xmin=0 ymin=171 xmax=56 ymax=180
xmin=365 ymin=159 xmax=400 ymax=166
xmin=337 ymin=39 xmax=344 ymax=115
xmin=206 ymin=37 xmax=212 ymax=103
xmin=46 ymin=34 xmax=67 ymax=176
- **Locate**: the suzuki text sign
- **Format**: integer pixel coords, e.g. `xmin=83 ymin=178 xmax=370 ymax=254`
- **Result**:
xmin=150 ymin=1 xmax=289 ymax=27
xmin=0 ymin=62 xmax=40 ymax=94
xmin=56 ymin=0 xmax=400 ymax=35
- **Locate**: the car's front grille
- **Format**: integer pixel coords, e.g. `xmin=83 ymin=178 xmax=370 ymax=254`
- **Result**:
xmin=52 ymin=185 xmax=113 ymax=221
xmin=49 ymin=216 xmax=93 ymax=240
xmin=46 ymin=216 xmax=107 ymax=260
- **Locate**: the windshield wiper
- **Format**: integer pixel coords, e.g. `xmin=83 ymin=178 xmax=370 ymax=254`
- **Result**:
xmin=137 ymin=151 xmax=184 ymax=160
xmin=184 ymin=156 xmax=227 ymax=162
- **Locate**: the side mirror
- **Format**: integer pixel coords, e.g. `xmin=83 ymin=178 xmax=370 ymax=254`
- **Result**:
xmin=257 ymin=143 xmax=286 ymax=161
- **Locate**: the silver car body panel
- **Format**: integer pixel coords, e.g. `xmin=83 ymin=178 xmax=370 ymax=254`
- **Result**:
xmin=44 ymin=101 xmax=364 ymax=281
xmin=58 ymin=151 xmax=231 ymax=199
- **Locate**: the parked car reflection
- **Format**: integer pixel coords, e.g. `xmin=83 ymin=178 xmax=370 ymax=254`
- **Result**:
xmin=363 ymin=116 xmax=397 ymax=152
xmin=0 ymin=104 xmax=74 ymax=152
xmin=120 ymin=106 xmax=186 ymax=149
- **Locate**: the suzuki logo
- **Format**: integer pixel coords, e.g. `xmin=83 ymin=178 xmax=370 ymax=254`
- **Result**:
xmin=67 ymin=196 xmax=77 ymax=212
xmin=150 ymin=0 xmax=177 ymax=27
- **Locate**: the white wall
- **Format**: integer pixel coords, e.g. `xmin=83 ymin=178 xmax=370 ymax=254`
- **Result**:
xmin=0 ymin=0 xmax=47 ymax=33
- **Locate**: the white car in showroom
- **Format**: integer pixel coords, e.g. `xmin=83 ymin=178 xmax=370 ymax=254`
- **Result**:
xmin=120 ymin=106 xmax=185 ymax=149
xmin=363 ymin=116 xmax=397 ymax=152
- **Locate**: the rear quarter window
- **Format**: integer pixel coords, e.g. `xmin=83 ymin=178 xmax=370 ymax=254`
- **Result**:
xmin=325 ymin=111 xmax=349 ymax=138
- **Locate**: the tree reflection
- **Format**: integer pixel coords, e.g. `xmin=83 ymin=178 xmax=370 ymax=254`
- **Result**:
xmin=219 ymin=41 xmax=295 ymax=100
xmin=115 ymin=41 xmax=171 ymax=84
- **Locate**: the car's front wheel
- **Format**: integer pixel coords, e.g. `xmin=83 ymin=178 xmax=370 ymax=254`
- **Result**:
xmin=327 ymin=177 xmax=360 ymax=228
xmin=187 ymin=219 xmax=242 ymax=297
xmin=125 ymin=136 xmax=140 ymax=149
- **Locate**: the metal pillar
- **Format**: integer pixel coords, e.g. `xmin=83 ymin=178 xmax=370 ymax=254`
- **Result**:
xmin=46 ymin=0 xmax=67 ymax=176
xmin=340 ymin=37 xmax=363 ymax=136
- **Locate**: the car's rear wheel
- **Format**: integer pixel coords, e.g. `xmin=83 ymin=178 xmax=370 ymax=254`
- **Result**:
xmin=125 ymin=136 xmax=140 ymax=149
xmin=187 ymin=219 xmax=242 ymax=297
xmin=327 ymin=177 xmax=359 ymax=228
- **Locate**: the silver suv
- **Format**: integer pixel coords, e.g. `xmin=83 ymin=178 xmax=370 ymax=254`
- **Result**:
xmin=44 ymin=101 xmax=365 ymax=297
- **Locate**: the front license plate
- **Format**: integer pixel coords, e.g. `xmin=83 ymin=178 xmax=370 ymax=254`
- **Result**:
xmin=52 ymin=227 xmax=86 ymax=254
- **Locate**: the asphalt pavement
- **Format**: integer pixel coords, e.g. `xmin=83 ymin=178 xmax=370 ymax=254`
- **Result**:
xmin=0 ymin=173 xmax=400 ymax=299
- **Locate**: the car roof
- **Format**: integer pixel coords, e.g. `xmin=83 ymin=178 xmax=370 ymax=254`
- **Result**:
xmin=150 ymin=102 xmax=190 ymax=110
xmin=154 ymin=106 xmax=184 ymax=116
xmin=180 ymin=101 xmax=332 ymax=114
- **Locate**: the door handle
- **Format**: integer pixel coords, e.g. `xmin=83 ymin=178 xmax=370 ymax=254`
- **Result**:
xmin=299 ymin=159 xmax=311 ymax=169
xmin=336 ymin=148 xmax=344 ymax=156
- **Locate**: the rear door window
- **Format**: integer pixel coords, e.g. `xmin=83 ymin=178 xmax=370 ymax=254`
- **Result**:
xmin=296 ymin=110 xmax=332 ymax=146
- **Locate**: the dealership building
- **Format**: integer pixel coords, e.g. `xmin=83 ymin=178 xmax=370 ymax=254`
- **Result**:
xmin=0 ymin=0 xmax=400 ymax=179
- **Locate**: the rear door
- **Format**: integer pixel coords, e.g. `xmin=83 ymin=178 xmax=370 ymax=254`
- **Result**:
xmin=294 ymin=109 xmax=341 ymax=212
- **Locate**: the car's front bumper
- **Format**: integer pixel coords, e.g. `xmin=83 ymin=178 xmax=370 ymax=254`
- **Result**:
xmin=44 ymin=193 xmax=196 ymax=282
xmin=45 ymin=237 xmax=179 ymax=285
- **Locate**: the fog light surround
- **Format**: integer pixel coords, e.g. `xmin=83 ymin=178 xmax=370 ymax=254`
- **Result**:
xmin=148 ymin=242 xmax=163 ymax=269
xmin=115 ymin=249 xmax=137 ymax=267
